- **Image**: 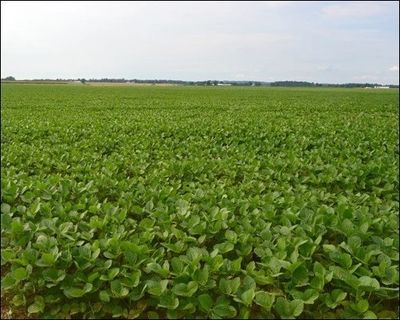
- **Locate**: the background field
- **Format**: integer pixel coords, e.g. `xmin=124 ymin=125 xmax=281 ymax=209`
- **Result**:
xmin=1 ymin=84 xmax=399 ymax=318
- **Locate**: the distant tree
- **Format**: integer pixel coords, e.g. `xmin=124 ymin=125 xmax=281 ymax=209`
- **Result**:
xmin=270 ymin=81 xmax=315 ymax=87
xmin=80 ymin=78 xmax=86 ymax=84
xmin=3 ymin=76 xmax=16 ymax=81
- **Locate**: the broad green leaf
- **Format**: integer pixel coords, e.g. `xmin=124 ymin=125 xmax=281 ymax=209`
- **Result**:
xmin=214 ymin=242 xmax=234 ymax=254
xmin=275 ymin=297 xmax=304 ymax=318
xmin=363 ymin=311 xmax=377 ymax=319
xmin=171 ymin=257 xmax=184 ymax=274
xmin=27 ymin=296 xmax=45 ymax=314
xmin=11 ymin=294 xmax=26 ymax=307
xmin=99 ymin=290 xmax=110 ymax=302
xmin=325 ymin=289 xmax=347 ymax=309
xmin=64 ymin=287 xmax=85 ymax=298
xmin=36 ymin=253 xmax=56 ymax=267
xmin=1 ymin=203 xmax=11 ymax=214
xmin=213 ymin=304 xmax=237 ymax=318
xmin=225 ymin=230 xmax=237 ymax=243
xmin=358 ymin=276 xmax=380 ymax=290
xmin=147 ymin=279 xmax=168 ymax=296
xmin=111 ymin=280 xmax=129 ymax=297
xmin=1 ymin=274 xmax=16 ymax=290
xmin=158 ymin=293 xmax=179 ymax=310
xmin=12 ymin=267 xmax=27 ymax=281
xmin=291 ymin=289 xmax=319 ymax=304
xmin=255 ymin=291 xmax=275 ymax=310
xmin=350 ymin=299 xmax=369 ymax=314
xmin=172 ymin=281 xmax=198 ymax=297
xmin=240 ymin=288 xmax=255 ymax=306
xmin=198 ymin=293 xmax=213 ymax=311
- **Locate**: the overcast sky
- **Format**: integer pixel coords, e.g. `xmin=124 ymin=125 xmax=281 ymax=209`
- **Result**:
xmin=1 ymin=1 xmax=399 ymax=84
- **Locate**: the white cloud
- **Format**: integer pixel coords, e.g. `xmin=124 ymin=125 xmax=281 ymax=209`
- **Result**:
xmin=389 ymin=65 xmax=399 ymax=71
xmin=321 ymin=1 xmax=393 ymax=19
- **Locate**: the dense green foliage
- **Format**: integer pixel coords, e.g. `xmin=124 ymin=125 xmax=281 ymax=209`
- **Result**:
xmin=1 ymin=84 xmax=399 ymax=319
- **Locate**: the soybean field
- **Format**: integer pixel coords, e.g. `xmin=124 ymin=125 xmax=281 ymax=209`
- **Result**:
xmin=1 ymin=84 xmax=399 ymax=319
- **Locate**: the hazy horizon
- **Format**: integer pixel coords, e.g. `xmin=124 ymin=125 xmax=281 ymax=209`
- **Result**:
xmin=2 ymin=77 xmax=398 ymax=86
xmin=1 ymin=1 xmax=399 ymax=84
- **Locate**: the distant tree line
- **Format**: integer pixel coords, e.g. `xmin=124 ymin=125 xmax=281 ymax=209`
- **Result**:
xmin=269 ymin=81 xmax=399 ymax=88
xmin=270 ymin=81 xmax=316 ymax=87
xmin=86 ymin=79 xmax=264 ymax=86
xmin=1 ymin=76 xmax=398 ymax=88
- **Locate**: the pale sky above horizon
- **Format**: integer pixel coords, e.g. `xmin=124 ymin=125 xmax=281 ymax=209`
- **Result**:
xmin=1 ymin=1 xmax=399 ymax=84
